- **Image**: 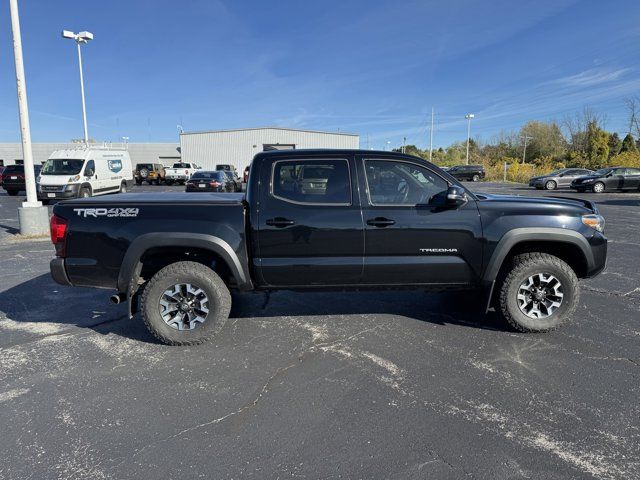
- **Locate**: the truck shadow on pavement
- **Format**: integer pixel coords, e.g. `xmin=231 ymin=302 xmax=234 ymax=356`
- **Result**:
xmin=0 ymin=274 xmax=507 ymax=345
xmin=230 ymin=290 xmax=507 ymax=332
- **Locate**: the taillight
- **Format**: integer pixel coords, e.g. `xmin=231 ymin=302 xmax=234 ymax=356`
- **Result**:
xmin=210 ymin=181 xmax=221 ymax=187
xmin=50 ymin=214 xmax=68 ymax=257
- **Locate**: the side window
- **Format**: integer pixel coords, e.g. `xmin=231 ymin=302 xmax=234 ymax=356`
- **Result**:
xmin=84 ymin=160 xmax=95 ymax=176
xmin=365 ymin=160 xmax=449 ymax=206
xmin=272 ymin=159 xmax=351 ymax=205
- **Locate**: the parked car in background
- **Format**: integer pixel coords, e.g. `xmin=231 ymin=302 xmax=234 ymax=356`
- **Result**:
xmin=2 ymin=164 xmax=42 ymax=196
xmin=37 ymin=148 xmax=132 ymax=204
xmin=221 ymin=170 xmax=242 ymax=192
xmin=185 ymin=170 xmax=235 ymax=192
xmin=0 ymin=166 xmax=5 ymax=186
xmin=243 ymin=165 xmax=250 ymax=183
xmin=570 ymin=167 xmax=640 ymax=193
xmin=216 ymin=164 xmax=236 ymax=172
xmin=447 ymin=165 xmax=485 ymax=182
xmin=134 ymin=163 xmax=165 ymax=185
xmin=165 ymin=162 xmax=200 ymax=185
xmin=528 ymin=168 xmax=594 ymax=190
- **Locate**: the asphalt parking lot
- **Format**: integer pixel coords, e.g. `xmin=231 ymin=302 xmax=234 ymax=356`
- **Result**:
xmin=0 ymin=182 xmax=638 ymax=479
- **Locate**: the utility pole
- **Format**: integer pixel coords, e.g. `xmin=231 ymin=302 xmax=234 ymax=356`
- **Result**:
xmin=521 ymin=135 xmax=533 ymax=164
xmin=402 ymin=136 xmax=406 ymax=154
xmin=9 ymin=0 xmax=48 ymax=235
xmin=465 ymin=114 xmax=475 ymax=165
xmin=429 ymin=107 xmax=434 ymax=162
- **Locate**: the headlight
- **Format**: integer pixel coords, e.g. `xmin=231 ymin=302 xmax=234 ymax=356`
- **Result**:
xmin=68 ymin=175 xmax=80 ymax=182
xmin=582 ymin=214 xmax=605 ymax=233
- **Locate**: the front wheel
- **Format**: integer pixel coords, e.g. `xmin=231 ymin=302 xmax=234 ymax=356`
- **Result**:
xmin=78 ymin=187 xmax=91 ymax=198
xmin=140 ymin=261 xmax=231 ymax=345
xmin=498 ymin=253 xmax=579 ymax=332
xmin=593 ymin=182 xmax=605 ymax=193
xmin=544 ymin=180 xmax=557 ymax=190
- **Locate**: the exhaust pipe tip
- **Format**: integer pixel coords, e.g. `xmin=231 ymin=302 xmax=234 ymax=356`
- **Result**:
xmin=110 ymin=293 xmax=126 ymax=305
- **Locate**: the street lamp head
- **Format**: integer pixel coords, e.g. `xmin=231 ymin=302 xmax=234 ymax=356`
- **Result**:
xmin=61 ymin=30 xmax=93 ymax=43
xmin=61 ymin=30 xmax=75 ymax=39
xmin=465 ymin=114 xmax=475 ymax=119
xmin=78 ymin=31 xmax=93 ymax=41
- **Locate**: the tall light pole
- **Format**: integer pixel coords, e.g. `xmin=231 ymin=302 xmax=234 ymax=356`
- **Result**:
xmin=9 ymin=0 xmax=48 ymax=234
xmin=521 ymin=135 xmax=533 ymax=164
xmin=429 ymin=107 xmax=435 ymax=162
xmin=385 ymin=140 xmax=391 ymax=151
xmin=465 ymin=113 xmax=475 ymax=165
xmin=62 ymin=30 xmax=93 ymax=144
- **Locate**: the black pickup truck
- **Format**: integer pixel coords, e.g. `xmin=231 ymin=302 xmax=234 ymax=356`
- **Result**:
xmin=49 ymin=150 xmax=607 ymax=345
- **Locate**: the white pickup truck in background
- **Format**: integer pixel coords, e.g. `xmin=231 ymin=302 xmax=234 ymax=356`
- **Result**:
xmin=164 ymin=162 xmax=201 ymax=185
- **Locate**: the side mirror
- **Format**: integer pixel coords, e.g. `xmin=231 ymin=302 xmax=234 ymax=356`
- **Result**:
xmin=446 ymin=186 xmax=467 ymax=207
xmin=85 ymin=168 xmax=94 ymax=177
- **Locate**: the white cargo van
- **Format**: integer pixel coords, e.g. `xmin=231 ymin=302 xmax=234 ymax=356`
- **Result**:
xmin=37 ymin=147 xmax=133 ymax=204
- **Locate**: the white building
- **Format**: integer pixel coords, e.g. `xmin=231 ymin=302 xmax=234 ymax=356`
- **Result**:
xmin=0 ymin=142 xmax=180 ymax=167
xmin=179 ymin=127 xmax=359 ymax=171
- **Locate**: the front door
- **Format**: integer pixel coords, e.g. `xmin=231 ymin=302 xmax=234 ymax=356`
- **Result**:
xmin=256 ymin=155 xmax=364 ymax=286
xmin=357 ymin=156 xmax=483 ymax=285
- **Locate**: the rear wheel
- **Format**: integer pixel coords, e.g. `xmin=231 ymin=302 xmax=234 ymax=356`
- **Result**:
xmin=593 ymin=182 xmax=605 ymax=193
xmin=544 ymin=180 xmax=557 ymax=190
xmin=6 ymin=190 xmax=18 ymax=196
xmin=498 ymin=252 xmax=578 ymax=332
xmin=472 ymin=174 xmax=480 ymax=182
xmin=140 ymin=261 xmax=231 ymax=345
xmin=135 ymin=179 xmax=143 ymax=185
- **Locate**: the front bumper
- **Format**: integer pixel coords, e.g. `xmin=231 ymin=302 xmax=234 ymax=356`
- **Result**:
xmin=50 ymin=258 xmax=72 ymax=286
xmin=586 ymin=231 xmax=607 ymax=277
xmin=38 ymin=183 xmax=80 ymax=200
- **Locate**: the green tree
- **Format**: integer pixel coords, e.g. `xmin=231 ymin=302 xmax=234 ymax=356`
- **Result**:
xmin=607 ymin=132 xmax=621 ymax=157
xmin=585 ymin=121 xmax=609 ymax=169
xmin=620 ymin=133 xmax=638 ymax=153
xmin=519 ymin=121 xmax=566 ymax=161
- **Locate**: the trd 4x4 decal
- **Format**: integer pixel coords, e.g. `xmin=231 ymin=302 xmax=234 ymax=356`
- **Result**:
xmin=74 ymin=208 xmax=139 ymax=218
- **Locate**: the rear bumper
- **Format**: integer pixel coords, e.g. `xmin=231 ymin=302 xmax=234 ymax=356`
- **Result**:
xmin=50 ymin=258 xmax=72 ymax=286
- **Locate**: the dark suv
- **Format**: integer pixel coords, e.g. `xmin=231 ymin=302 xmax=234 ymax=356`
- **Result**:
xmin=571 ymin=167 xmax=640 ymax=193
xmin=134 ymin=163 xmax=166 ymax=185
xmin=2 ymin=164 xmax=42 ymax=196
xmin=447 ymin=165 xmax=485 ymax=182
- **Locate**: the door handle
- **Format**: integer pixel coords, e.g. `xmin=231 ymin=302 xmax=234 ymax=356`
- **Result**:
xmin=266 ymin=217 xmax=295 ymax=228
xmin=366 ymin=217 xmax=396 ymax=227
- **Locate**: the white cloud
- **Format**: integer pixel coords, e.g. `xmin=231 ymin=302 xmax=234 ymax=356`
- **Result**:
xmin=554 ymin=68 xmax=631 ymax=87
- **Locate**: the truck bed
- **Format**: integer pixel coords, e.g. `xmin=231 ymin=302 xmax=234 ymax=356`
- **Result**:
xmin=58 ymin=192 xmax=245 ymax=206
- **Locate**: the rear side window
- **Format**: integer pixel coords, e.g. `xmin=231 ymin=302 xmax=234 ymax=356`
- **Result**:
xmin=272 ymin=159 xmax=351 ymax=205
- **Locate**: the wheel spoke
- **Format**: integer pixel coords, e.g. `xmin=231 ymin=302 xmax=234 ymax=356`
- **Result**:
xmin=517 ymin=272 xmax=564 ymax=319
xmin=159 ymin=282 xmax=211 ymax=331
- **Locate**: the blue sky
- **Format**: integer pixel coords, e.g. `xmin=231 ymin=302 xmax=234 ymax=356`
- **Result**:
xmin=0 ymin=0 xmax=638 ymax=149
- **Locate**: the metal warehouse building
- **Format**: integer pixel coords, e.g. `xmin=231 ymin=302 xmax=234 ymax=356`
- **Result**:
xmin=179 ymin=127 xmax=360 ymax=171
xmin=0 ymin=142 xmax=180 ymax=167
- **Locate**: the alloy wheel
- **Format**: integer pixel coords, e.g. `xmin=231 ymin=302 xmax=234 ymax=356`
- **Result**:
xmin=159 ymin=283 xmax=210 ymax=331
xmin=516 ymin=273 xmax=564 ymax=319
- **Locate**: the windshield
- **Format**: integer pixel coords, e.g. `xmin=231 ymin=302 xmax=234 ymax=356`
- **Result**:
xmin=41 ymin=159 xmax=84 ymax=175
xmin=594 ymin=168 xmax=614 ymax=175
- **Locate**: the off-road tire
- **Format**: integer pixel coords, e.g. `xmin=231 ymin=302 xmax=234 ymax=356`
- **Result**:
xmin=593 ymin=182 xmax=605 ymax=193
xmin=498 ymin=252 xmax=579 ymax=332
xmin=544 ymin=180 xmax=557 ymax=190
xmin=140 ymin=261 xmax=231 ymax=346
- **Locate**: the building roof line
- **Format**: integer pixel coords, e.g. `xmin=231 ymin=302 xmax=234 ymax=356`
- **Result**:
xmin=180 ymin=126 xmax=359 ymax=137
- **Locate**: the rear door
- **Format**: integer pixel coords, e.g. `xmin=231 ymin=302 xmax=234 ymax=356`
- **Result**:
xmin=622 ymin=168 xmax=640 ymax=190
xmin=255 ymin=154 xmax=364 ymax=286
xmin=357 ymin=156 xmax=483 ymax=285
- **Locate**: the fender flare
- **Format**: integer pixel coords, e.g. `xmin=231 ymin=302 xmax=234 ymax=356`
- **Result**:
xmin=482 ymin=227 xmax=594 ymax=284
xmin=117 ymin=232 xmax=249 ymax=294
